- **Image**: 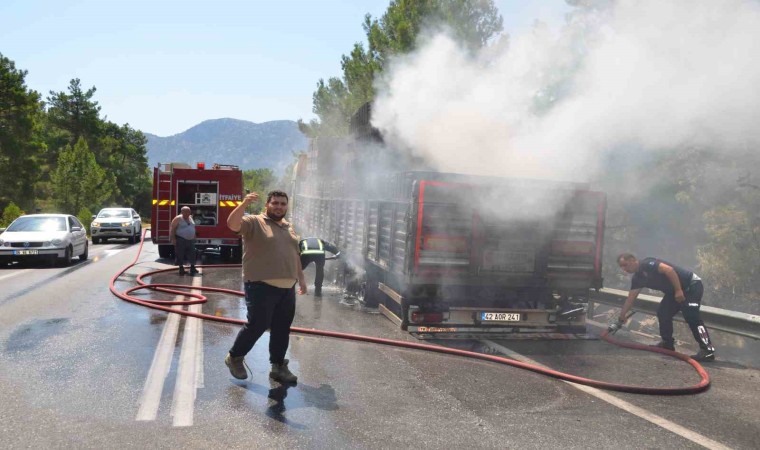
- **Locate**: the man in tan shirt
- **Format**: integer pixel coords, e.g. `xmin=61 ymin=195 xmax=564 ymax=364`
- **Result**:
xmin=224 ymin=190 xmax=306 ymax=383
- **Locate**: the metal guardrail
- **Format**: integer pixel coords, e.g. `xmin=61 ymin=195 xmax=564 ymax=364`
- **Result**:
xmin=590 ymin=287 xmax=760 ymax=340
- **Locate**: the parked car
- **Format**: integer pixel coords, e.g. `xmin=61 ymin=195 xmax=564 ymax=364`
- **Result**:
xmin=91 ymin=208 xmax=142 ymax=244
xmin=0 ymin=214 xmax=88 ymax=266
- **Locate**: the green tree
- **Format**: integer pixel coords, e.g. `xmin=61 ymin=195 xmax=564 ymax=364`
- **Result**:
xmin=46 ymin=78 xmax=101 ymax=149
xmin=77 ymin=206 xmax=93 ymax=235
xmin=304 ymin=0 xmax=503 ymax=136
xmin=43 ymin=80 xmax=151 ymax=214
xmin=99 ymin=121 xmax=152 ymax=211
xmin=365 ymin=0 xmax=503 ymax=63
xmin=43 ymin=78 xmax=103 ymax=178
xmin=301 ymin=77 xmax=354 ymax=137
xmin=242 ymin=168 xmax=278 ymax=212
xmin=51 ymin=137 xmax=113 ymax=214
xmin=1 ymin=201 xmax=25 ymax=227
xmin=0 ymin=53 xmax=45 ymax=211
xmin=697 ymin=178 xmax=760 ymax=312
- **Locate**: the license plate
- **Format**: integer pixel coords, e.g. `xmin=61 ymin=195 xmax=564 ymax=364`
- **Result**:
xmin=480 ymin=312 xmax=521 ymax=322
xmin=13 ymin=249 xmax=39 ymax=255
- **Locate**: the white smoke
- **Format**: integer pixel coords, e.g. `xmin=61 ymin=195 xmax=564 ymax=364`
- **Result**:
xmin=372 ymin=0 xmax=760 ymax=183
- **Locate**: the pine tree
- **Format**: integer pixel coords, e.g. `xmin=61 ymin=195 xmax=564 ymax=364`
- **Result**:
xmin=51 ymin=137 xmax=113 ymax=214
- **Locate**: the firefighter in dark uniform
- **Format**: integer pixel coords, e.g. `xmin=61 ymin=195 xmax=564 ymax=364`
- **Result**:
xmin=608 ymin=253 xmax=716 ymax=361
xmin=299 ymin=237 xmax=340 ymax=297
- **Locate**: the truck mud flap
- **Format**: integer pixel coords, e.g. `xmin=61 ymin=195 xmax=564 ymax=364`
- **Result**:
xmin=379 ymin=303 xmax=403 ymax=327
xmin=377 ymin=282 xmax=409 ymax=329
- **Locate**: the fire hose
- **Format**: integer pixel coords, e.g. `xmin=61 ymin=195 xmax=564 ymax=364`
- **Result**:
xmin=110 ymin=230 xmax=710 ymax=395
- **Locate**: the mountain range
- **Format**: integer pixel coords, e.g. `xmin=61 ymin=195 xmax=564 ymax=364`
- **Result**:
xmin=144 ymin=118 xmax=308 ymax=174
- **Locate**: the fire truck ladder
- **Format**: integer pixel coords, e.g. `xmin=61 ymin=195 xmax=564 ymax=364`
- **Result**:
xmin=155 ymin=165 xmax=175 ymax=239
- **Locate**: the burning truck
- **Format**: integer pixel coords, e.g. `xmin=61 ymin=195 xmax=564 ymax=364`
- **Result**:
xmin=291 ymin=104 xmax=606 ymax=338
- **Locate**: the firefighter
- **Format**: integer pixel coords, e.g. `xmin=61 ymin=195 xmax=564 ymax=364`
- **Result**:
xmin=299 ymin=237 xmax=340 ymax=297
xmin=608 ymin=253 xmax=716 ymax=361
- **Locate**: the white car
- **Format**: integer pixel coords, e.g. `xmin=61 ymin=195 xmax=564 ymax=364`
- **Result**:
xmin=0 ymin=214 xmax=88 ymax=266
xmin=91 ymin=208 xmax=142 ymax=244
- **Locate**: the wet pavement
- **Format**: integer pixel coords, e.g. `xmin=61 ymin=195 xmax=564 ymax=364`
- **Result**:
xmin=0 ymin=240 xmax=758 ymax=449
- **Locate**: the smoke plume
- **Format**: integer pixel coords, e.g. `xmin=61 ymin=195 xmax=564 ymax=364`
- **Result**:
xmin=372 ymin=0 xmax=760 ymax=185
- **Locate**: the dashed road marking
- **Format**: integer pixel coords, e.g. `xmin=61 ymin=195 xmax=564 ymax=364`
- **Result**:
xmin=136 ymin=302 xmax=182 ymax=421
xmin=481 ymin=340 xmax=730 ymax=450
xmin=135 ymin=271 xmax=205 ymax=425
xmin=171 ymin=274 xmax=204 ymax=427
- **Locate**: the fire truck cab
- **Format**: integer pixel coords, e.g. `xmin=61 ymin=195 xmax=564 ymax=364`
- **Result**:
xmin=151 ymin=162 xmax=243 ymax=261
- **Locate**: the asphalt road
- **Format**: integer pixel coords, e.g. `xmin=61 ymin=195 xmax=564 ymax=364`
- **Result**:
xmin=0 ymin=239 xmax=758 ymax=449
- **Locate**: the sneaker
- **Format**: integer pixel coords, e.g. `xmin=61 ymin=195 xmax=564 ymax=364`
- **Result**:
xmin=650 ymin=340 xmax=676 ymax=351
xmin=270 ymin=359 xmax=298 ymax=384
xmin=225 ymin=353 xmax=248 ymax=380
xmin=189 ymin=267 xmax=200 ymax=276
xmin=691 ymin=348 xmax=715 ymax=362
xmin=178 ymin=266 xmax=186 ymax=276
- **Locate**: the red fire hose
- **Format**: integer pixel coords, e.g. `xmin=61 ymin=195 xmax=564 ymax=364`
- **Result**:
xmin=110 ymin=230 xmax=710 ymax=395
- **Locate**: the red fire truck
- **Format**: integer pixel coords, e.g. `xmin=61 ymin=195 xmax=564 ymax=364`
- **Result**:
xmin=151 ymin=162 xmax=243 ymax=260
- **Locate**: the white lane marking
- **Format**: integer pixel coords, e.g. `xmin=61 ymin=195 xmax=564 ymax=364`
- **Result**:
xmin=135 ymin=301 xmax=183 ymax=421
xmin=195 ymin=302 xmax=205 ymax=389
xmin=481 ymin=340 xmax=731 ymax=450
xmin=0 ymin=269 xmax=31 ymax=282
xmin=171 ymin=274 xmax=204 ymax=427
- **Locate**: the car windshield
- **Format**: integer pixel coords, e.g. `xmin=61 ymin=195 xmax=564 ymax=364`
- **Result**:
xmin=98 ymin=210 xmax=131 ymax=218
xmin=6 ymin=216 xmax=67 ymax=232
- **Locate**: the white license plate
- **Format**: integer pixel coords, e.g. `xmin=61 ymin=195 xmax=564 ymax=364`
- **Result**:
xmin=481 ymin=312 xmax=521 ymax=322
xmin=13 ymin=249 xmax=39 ymax=255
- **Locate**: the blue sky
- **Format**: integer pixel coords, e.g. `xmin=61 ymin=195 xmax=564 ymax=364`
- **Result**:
xmin=0 ymin=0 xmax=570 ymax=136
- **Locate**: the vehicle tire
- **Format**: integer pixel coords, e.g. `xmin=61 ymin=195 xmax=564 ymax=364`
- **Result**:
xmin=158 ymin=244 xmax=173 ymax=259
xmin=355 ymin=281 xmax=366 ymax=304
xmin=79 ymin=242 xmax=88 ymax=261
xmin=59 ymin=246 xmax=73 ymax=266
xmin=129 ymin=235 xmax=136 ymax=245
xmin=92 ymin=237 xmax=99 ymax=245
xmin=136 ymin=227 xmax=142 ymax=242
xmin=362 ymin=267 xmax=380 ymax=308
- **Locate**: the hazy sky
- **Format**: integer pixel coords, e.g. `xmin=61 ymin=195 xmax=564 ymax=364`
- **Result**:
xmin=0 ymin=0 xmax=570 ymax=136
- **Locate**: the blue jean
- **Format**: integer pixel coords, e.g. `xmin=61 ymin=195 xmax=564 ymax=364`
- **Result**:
xmin=229 ymin=281 xmax=296 ymax=363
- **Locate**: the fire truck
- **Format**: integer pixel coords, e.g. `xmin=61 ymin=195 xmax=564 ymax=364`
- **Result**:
xmin=151 ymin=162 xmax=243 ymax=260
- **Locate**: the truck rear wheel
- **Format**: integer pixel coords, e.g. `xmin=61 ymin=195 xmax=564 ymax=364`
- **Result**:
xmin=362 ymin=267 xmax=380 ymax=308
xmin=231 ymin=245 xmax=242 ymax=263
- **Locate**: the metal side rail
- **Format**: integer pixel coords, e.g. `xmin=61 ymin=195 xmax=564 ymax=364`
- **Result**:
xmin=590 ymin=287 xmax=760 ymax=340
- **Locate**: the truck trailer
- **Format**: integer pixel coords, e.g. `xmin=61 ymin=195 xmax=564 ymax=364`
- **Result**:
xmin=291 ymin=104 xmax=606 ymax=338
xmin=151 ymin=162 xmax=243 ymax=261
